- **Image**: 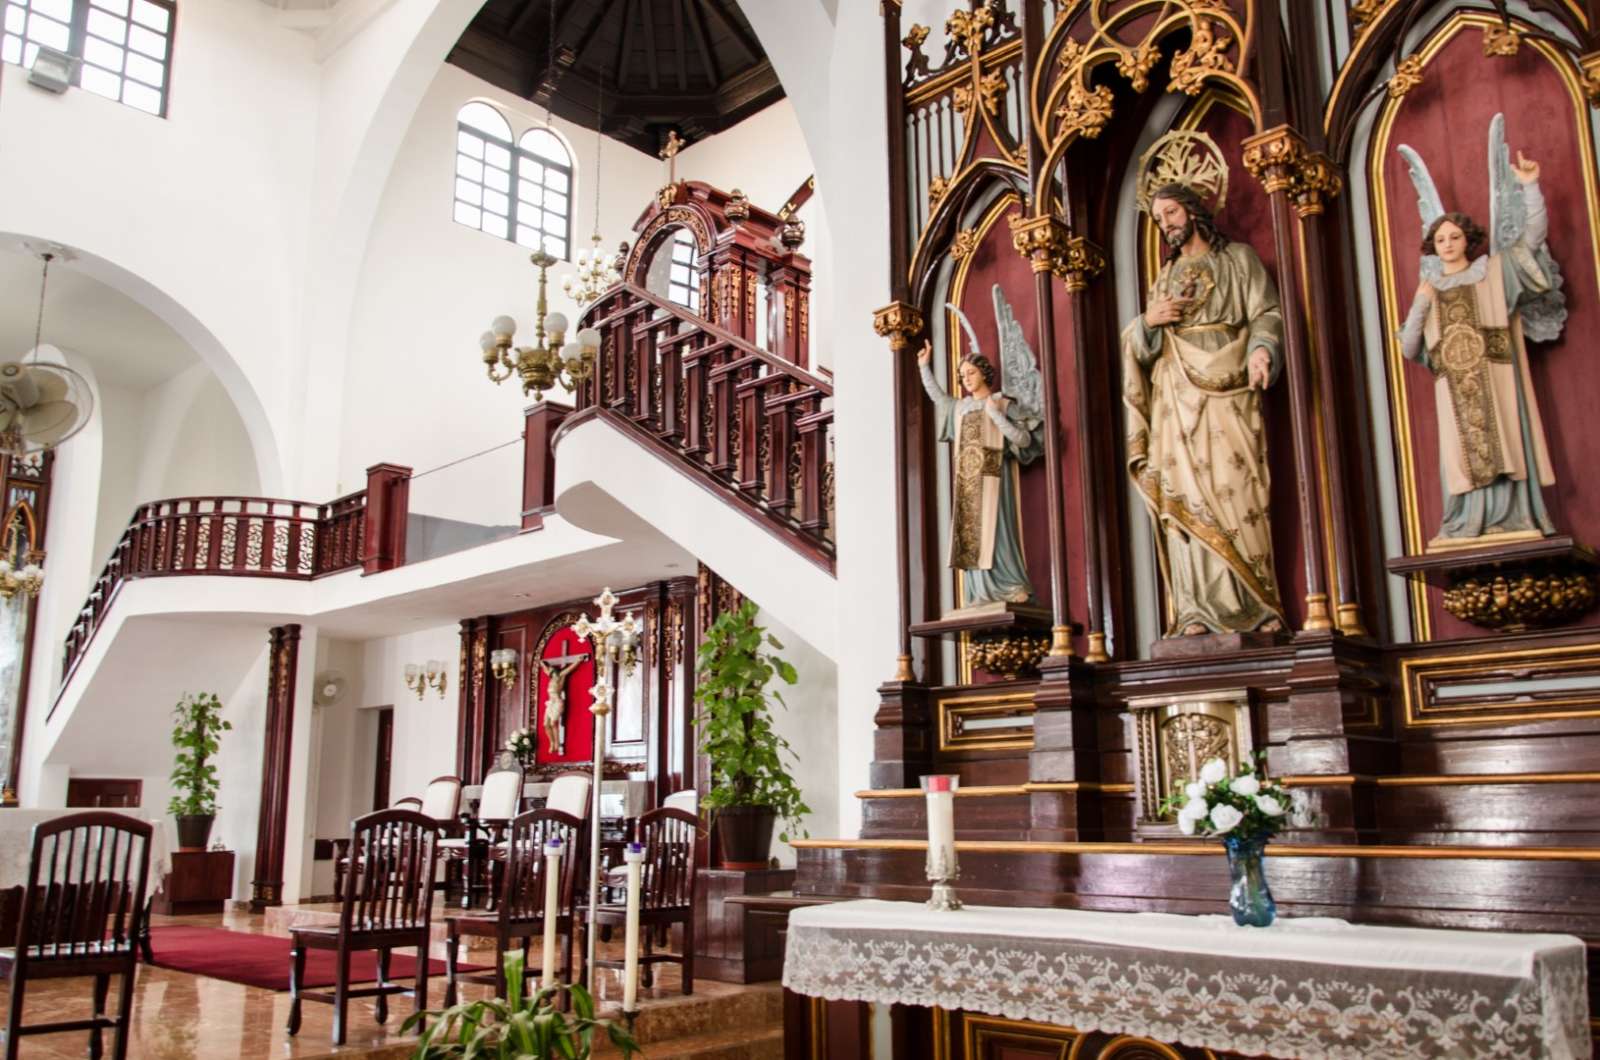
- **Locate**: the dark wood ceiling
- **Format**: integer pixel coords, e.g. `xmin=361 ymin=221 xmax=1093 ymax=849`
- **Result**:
xmin=447 ymin=0 xmax=784 ymax=157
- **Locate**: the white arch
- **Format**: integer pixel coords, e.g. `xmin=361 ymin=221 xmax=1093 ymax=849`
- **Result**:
xmin=0 ymin=231 xmax=283 ymax=495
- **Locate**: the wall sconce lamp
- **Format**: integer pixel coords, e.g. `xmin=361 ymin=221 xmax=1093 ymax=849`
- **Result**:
xmin=490 ymin=648 xmax=518 ymax=690
xmin=404 ymin=659 xmax=448 ymax=700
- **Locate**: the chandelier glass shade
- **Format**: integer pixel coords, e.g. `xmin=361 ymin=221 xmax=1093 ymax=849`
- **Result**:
xmin=479 ymin=251 xmax=600 ymax=401
xmin=562 ymin=232 xmax=621 ymax=307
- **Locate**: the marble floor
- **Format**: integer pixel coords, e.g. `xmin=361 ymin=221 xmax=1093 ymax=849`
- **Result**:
xmin=0 ymin=903 xmax=775 ymax=1059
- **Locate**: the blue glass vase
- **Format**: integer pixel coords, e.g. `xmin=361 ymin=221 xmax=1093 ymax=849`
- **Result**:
xmin=1223 ymin=835 xmax=1276 ymax=927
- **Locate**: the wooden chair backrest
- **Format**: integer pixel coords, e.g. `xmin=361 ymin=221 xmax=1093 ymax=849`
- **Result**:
xmin=545 ymin=771 xmax=592 ymax=818
xmin=420 ymin=775 xmax=463 ymax=821
xmin=478 ymin=762 xmax=525 ymax=820
xmin=340 ymin=808 xmax=439 ymax=933
xmin=498 ymin=808 xmax=585 ymax=924
xmin=391 ymin=797 xmax=423 ymax=811
xmin=634 ymin=807 xmax=699 ymax=911
xmin=16 ymin=811 xmax=153 ymax=958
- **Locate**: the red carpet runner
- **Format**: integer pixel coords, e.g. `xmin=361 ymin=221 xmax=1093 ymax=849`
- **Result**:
xmin=147 ymin=925 xmax=485 ymax=991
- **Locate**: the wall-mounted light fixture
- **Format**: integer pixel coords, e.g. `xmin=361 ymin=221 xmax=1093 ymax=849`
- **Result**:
xmin=490 ymin=648 xmax=518 ymax=690
xmin=404 ymin=659 xmax=447 ymax=700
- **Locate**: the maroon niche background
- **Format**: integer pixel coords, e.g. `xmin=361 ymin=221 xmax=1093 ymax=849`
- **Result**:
xmin=1378 ymin=20 xmax=1600 ymax=640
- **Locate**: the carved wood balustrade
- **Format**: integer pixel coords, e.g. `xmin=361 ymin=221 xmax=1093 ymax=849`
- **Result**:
xmin=572 ymin=282 xmax=835 ymax=571
xmin=58 ymin=494 xmax=369 ymax=695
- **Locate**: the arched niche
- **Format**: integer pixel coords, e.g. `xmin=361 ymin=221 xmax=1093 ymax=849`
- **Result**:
xmin=1361 ymin=10 xmax=1600 ymax=640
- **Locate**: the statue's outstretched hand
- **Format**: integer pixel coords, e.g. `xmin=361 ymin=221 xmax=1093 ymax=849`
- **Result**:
xmin=1247 ymin=348 xmax=1272 ymax=390
xmin=1514 ymin=150 xmax=1539 ymax=184
xmin=917 ymin=340 xmax=932 ymax=366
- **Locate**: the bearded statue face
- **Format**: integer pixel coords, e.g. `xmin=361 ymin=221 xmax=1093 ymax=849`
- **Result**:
xmin=1151 ymin=196 xmax=1194 ymax=249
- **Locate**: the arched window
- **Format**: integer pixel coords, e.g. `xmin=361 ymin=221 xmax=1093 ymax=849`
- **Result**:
xmin=454 ymin=101 xmax=515 ymax=239
xmin=514 ymin=127 xmax=573 ymax=260
xmin=666 ymin=229 xmax=700 ymax=311
xmin=2 ymin=0 xmax=176 ymax=116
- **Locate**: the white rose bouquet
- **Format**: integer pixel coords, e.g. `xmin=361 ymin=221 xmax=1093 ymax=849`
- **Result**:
xmin=505 ymin=727 xmax=537 ymax=767
xmin=1158 ymin=757 xmax=1290 ymax=841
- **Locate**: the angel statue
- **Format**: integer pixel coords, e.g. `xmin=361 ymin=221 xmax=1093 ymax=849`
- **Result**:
xmin=916 ymin=284 xmax=1044 ymax=610
xmin=1121 ymin=130 xmax=1287 ymax=638
xmin=1396 ymin=114 xmax=1565 ymax=549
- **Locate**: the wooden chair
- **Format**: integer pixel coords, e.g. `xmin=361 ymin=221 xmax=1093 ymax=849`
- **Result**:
xmin=287 ymin=808 xmax=440 ymax=1045
xmin=543 ymin=771 xmax=592 ymax=818
xmin=0 ymin=811 xmax=154 ymax=1060
xmin=418 ymin=776 xmax=462 ymax=823
xmin=443 ymin=808 xmax=585 ymax=1005
xmin=333 ymin=794 xmax=429 ymax=900
xmin=439 ymin=761 xmax=523 ymax=909
xmin=580 ymin=807 xmax=699 ymax=996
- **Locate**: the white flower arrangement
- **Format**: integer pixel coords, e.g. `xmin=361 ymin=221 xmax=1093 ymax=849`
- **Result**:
xmin=505 ymin=726 xmax=537 ymax=764
xmin=1159 ymin=757 xmax=1290 ymax=841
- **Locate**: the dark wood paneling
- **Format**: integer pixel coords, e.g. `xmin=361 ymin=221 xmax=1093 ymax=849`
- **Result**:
xmin=65 ymin=778 xmax=141 ymax=808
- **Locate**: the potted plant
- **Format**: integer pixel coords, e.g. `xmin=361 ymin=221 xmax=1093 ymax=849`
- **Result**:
xmin=166 ymin=692 xmax=230 ymax=851
xmin=1160 ymin=757 xmax=1292 ymax=927
xmin=694 ymin=601 xmax=810 ymax=868
xmin=404 ymin=953 xmax=639 ymax=1058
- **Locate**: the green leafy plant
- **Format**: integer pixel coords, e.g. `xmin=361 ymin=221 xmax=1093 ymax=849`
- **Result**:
xmin=404 ymin=953 xmax=640 ymax=1058
xmin=694 ymin=601 xmax=810 ymax=842
xmin=166 ymin=692 xmax=230 ymax=817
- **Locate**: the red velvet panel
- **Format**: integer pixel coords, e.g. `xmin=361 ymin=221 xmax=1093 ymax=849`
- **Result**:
xmin=1377 ymin=23 xmax=1600 ymax=639
xmin=536 ymin=625 xmax=597 ymax=765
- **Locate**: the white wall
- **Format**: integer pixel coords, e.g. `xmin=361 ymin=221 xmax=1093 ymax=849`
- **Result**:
xmin=358 ymin=623 xmax=461 ymax=803
xmin=755 ymin=608 xmax=837 ymax=865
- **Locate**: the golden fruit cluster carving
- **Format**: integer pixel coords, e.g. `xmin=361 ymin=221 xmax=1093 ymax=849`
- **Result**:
xmin=1442 ymin=569 xmax=1598 ymax=631
xmin=966 ymin=630 xmax=1050 ymax=678
xmin=872 ymin=301 xmax=926 ymax=354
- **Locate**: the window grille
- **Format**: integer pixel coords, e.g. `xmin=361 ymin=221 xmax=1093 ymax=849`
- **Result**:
xmin=1 ymin=0 xmax=176 ymax=117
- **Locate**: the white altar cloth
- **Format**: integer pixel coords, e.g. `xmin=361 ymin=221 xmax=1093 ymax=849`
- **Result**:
xmin=0 ymin=809 xmax=171 ymax=889
xmin=783 ymin=899 xmax=1590 ymax=1059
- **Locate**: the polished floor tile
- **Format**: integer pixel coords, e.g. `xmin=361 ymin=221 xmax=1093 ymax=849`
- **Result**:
xmin=0 ymin=904 xmax=777 ymax=1059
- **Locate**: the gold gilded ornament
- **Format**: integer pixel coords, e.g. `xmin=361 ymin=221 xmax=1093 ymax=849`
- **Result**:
xmin=1442 ymin=569 xmax=1597 ymax=631
xmin=1387 ymin=55 xmax=1424 ymax=99
xmin=966 ymin=630 xmax=1051 ymax=678
xmin=1135 ymin=130 xmax=1229 ymax=216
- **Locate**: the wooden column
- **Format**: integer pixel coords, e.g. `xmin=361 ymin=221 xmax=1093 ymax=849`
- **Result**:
xmin=766 ymin=244 xmax=813 ymax=369
xmin=1240 ymin=126 xmax=1333 ymax=633
xmin=454 ymin=618 xmax=487 ymax=783
xmin=520 ymin=402 xmax=571 ymax=531
xmin=0 ymin=451 xmax=51 ymax=806
xmin=361 ymin=462 xmax=411 ymax=575
xmin=250 ymin=623 xmax=300 ymax=911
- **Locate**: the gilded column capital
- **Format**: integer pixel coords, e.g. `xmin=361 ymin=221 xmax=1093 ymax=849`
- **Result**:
xmin=1581 ymin=51 xmax=1600 ymax=107
xmin=1008 ymin=214 xmax=1070 ymax=275
xmin=1060 ymin=236 xmax=1108 ymax=292
xmin=1291 ymin=152 xmax=1343 ymax=218
xmin=1240 ymin=125 xmax=1308 ymax=196
xmin=873 ymin=301 xmax=926 ymax=354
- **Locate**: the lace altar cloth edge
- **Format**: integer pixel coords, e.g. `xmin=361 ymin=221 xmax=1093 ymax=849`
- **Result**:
xmin=781 ymin=900 xmax=1590 ymax=1059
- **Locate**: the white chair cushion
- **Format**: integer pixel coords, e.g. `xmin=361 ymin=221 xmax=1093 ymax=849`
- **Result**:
xmin=421 ymin=779 xmax=460 ymax=820
xmin=662 ymin=789 xmax=697 ymax=814
xmin=547 ymin=775 xmax=591 ymax=817
xmin=480 ymin=770 xmax=523 ymax=819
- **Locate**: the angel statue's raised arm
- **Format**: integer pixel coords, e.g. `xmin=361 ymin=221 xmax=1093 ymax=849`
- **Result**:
xmin=916 ymin=283 xmax=1043 ymax=612
xmin=1396 ymin=112 xmax=1564 ymax=548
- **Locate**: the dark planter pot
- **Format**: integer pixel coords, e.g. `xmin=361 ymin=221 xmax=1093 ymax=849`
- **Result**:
xmin=175 ymin=813 xmax=215 ymax=851
xmin=715 ymin=804 xmax=776 ymax=870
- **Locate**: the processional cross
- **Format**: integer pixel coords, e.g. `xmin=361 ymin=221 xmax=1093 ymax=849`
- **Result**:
xmin=539 ymin=651 xmax=589 ymax=756
xmin=659 ymin=129 xmax=684 ymax=184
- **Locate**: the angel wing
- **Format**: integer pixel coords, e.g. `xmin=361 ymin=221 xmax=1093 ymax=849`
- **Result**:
xmin=991 ymin=284 xmax=1043 ymax=431
xmin=945 ymin=302 xmax=981 ymax=359
xmin=1397 ymin=143 xmax=1445 ymax=281
xmin=1485 ymin=112 xmax=1568 ymax=341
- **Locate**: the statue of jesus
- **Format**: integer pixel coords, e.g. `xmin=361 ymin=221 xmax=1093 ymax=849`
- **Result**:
xmin=539 ymin=656 xmax=582 ymax=756
xmin=1121 ymin=136 xmax=1287 ymax=638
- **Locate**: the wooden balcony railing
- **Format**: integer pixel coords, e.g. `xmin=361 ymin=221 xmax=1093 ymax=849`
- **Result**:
xmin=58 ymin=492 xmax=372 ymax=695
xmin=572 ymin=283 xmax=835 ymax=572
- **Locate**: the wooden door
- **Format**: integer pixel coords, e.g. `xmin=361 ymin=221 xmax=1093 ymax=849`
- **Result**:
xmin=372 ymin=708 xmax=394 ymax=810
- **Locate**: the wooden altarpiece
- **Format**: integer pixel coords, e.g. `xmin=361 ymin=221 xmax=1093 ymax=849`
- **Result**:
xmin=796 ymin=1 xmax=1600 ymax=1056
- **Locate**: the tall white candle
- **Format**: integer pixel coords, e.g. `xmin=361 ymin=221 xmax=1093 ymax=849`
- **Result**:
xmin=541 ymin=837 xmax=563 ymax=989
xmin=621 ymin=842 xmax=645 ymax=1012
xmin=923 ymin=775 xmax=956 ymax=877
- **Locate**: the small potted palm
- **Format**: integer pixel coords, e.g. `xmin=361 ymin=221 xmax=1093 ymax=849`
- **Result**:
xmin=167 ymin=692 xmax=230 ymax=850
xmin=694 ymin=601 xmax=809 ymax=868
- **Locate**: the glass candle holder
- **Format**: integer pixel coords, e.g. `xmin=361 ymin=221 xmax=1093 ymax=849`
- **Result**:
xmin=920 ymin=774 xmax=962 ymax=911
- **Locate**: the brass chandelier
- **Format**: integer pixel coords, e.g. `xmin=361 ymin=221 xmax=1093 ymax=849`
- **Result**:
xmin=478 ymin=249 xmax=600 ymax=401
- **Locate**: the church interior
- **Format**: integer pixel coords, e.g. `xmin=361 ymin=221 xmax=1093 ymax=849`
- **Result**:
xmin=1 ymin=0 xmax=1599 ymax=1057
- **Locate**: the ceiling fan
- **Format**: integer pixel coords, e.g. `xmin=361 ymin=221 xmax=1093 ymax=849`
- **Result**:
xmin=1 ymin=245 xmax=93 ymax=457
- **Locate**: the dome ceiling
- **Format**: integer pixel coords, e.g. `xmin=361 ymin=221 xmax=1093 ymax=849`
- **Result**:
xmin=447 ymin=0 xmax=784 ymax=156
